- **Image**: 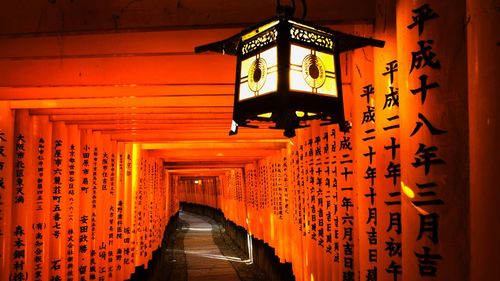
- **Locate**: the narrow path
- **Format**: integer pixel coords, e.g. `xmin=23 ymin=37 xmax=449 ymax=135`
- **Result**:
xmin=180 ymin=211 xmax=241 ymax=281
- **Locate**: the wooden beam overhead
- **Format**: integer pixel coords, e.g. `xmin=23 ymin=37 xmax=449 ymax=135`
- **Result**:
xmin=77 ymin=123 xmax=229 ymax=131
xmin=68 ymin=119 xmax=230 ymax=125
xmin=0 ymin=84 xmax=234 ymax=100
xmin=8 ymin=95 xmax=232 ymax=109
xmin=166 ymin=169 xmax=230 ymax=177
xmin=0 ymin=54 xmax=235 ymax=87
xmin=50 ymin=113 xmax=232 ymax=121
xmin=0 ymin=0 xmax=374 ymax=35
xmin=109 ymin=133 xmax=285 ymax=142
xmin=149 ymin=148 xmax=280 ymax=158
xmin=105 ymin=129 xmax=284 ymax=138
xmin=30 ymin=106 xmax=233 ymax=115
xmin=164 ymin=161 xmax=250 ymax=169
xmin=142 ymin=142 xmax=286 ymax=150
xmin=0 ymin=29 xmax=241 ymax=58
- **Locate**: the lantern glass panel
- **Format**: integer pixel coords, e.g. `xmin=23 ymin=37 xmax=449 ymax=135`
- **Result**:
xmin=239 ymin=46 xmax=278 ymax=101
xmin=289 ymin=44 xmax=338 ymax=96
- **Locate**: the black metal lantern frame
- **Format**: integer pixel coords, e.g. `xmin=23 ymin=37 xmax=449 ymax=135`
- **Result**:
xmin=196 ymin=16 xmax=384 ymax=138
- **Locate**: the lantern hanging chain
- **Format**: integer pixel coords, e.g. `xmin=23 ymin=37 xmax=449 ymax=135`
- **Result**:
xmin=276 ymin=0 xmax=296 ymax=17
xmin=276 ymin=0 xmax=306 ymax=19
xmin=301 ymin=0 xmax=307 ymax=20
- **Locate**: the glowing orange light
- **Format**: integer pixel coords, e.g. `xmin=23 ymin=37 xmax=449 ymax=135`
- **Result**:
xmin=257 ymin=112 xmax=273 ymax=118
xmin=401 ymin=181 xmax=415 ymax=198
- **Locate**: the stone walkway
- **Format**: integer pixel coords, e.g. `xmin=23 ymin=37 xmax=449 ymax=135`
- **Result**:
xmin=164 ymin=211 xmax=267 ymax=281
xmin=182 ymin=211 xmax=241 ymax=281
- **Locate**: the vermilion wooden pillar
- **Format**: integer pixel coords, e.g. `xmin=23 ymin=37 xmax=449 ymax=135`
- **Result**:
xmin=289 ymin=137 xmax=305 ymax=281
xmin=319 ymin=124 xmax=331 ymax=281
xmin=79 ymin=129 xmax=93 ymax=281
xmin=257 ymin=161 xmax=265 ymax=242
xmin=297 ymin=127 xmax=312 ymax=281
xmin=154 ymin=159 xmax=162 ymax=259
xmin=282 ymin=147 xmax=293 ymax=265
xmin=11 ymin=110 xmax=34 ymax=281
xmin=338 ymin=83 xmax=358 ymax=281
xmin=107 ymin=139 xmax=117 ymax=281
xmin=115 ymin=142 xmax=125 ymax=281
xmin=151 ymin=159 xmax=160 ymax=262
xmin=51 ymin=121 xmax=69 ymax=280
xmin=268 ymin=156 xmax=277 ymax=260
xmin=94 ymin=133 xmax=108 ymax=280
xmin=130 ymin=144 xmax=140 ymax=271
xmin=262 ymin=162 xmax=270 ymax=253
xmin=66 ymin=124 xmax=80 ymax=281
xmin=123 ymin=143 xmax=134 ymax=279
xmin=0 ymin=103 xmax=13 ymax=281
xmin=351 ymin=25 xmax=378 ymax=281
xmin=32 ymin=116 xmax=52 ymax=281
xmin=135 ymin=153 xmax=144 ymax=268
xmin=254 ymin=163 xmax=263 ymax=241
xmin=150 ymin=158 xmax=154 ymax=259
xmin=165 ymin=170 xmax=171 ymax=228
xmin=467 ymin=1 xmax=500 ymax=280
xmin=91 ymin=130 xmax=101 ymax=280
xmin=150 ymin=158 xmax=154 ymax=255
xmin=278 ymin=150 xmax=286 ymax=263
xmin=308 ymin=121 xmax=325 ymax=280
xmin=396 ymin=0 xmax=469 ymax=280
xmin=374 ymin=1 xmax=403 ymax=281
xmin=327 ymin=124 xmax=340 ymax=281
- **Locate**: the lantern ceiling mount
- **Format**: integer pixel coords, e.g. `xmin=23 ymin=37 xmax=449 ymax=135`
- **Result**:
xmin=195 ymin=13 xmax=384 ymax=138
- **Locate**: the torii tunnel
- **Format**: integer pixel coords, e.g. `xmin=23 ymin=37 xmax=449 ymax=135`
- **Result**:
xmin=0 ymin=0 xmax=498 ymax=281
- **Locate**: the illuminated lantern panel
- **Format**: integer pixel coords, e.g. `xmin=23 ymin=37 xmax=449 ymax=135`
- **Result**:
xmin=239 ymin=46 xmax=278 ymax=101
xmin=289 ymin=44 xmax=337 ymax=96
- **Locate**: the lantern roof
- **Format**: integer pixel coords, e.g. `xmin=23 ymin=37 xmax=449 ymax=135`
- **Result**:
xmin=195 ymin=16 xmax=385 ymax=55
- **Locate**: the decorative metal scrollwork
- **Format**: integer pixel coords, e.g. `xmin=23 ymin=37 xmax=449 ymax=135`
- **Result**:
xmin=290 ymin=27 xmax=334 ymax=49
xmin=242 ymin=30 xmax=278 ymax=55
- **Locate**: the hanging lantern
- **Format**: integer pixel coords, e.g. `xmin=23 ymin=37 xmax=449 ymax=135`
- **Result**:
xmin=196 ymin=16 xmax=384 ymax=137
